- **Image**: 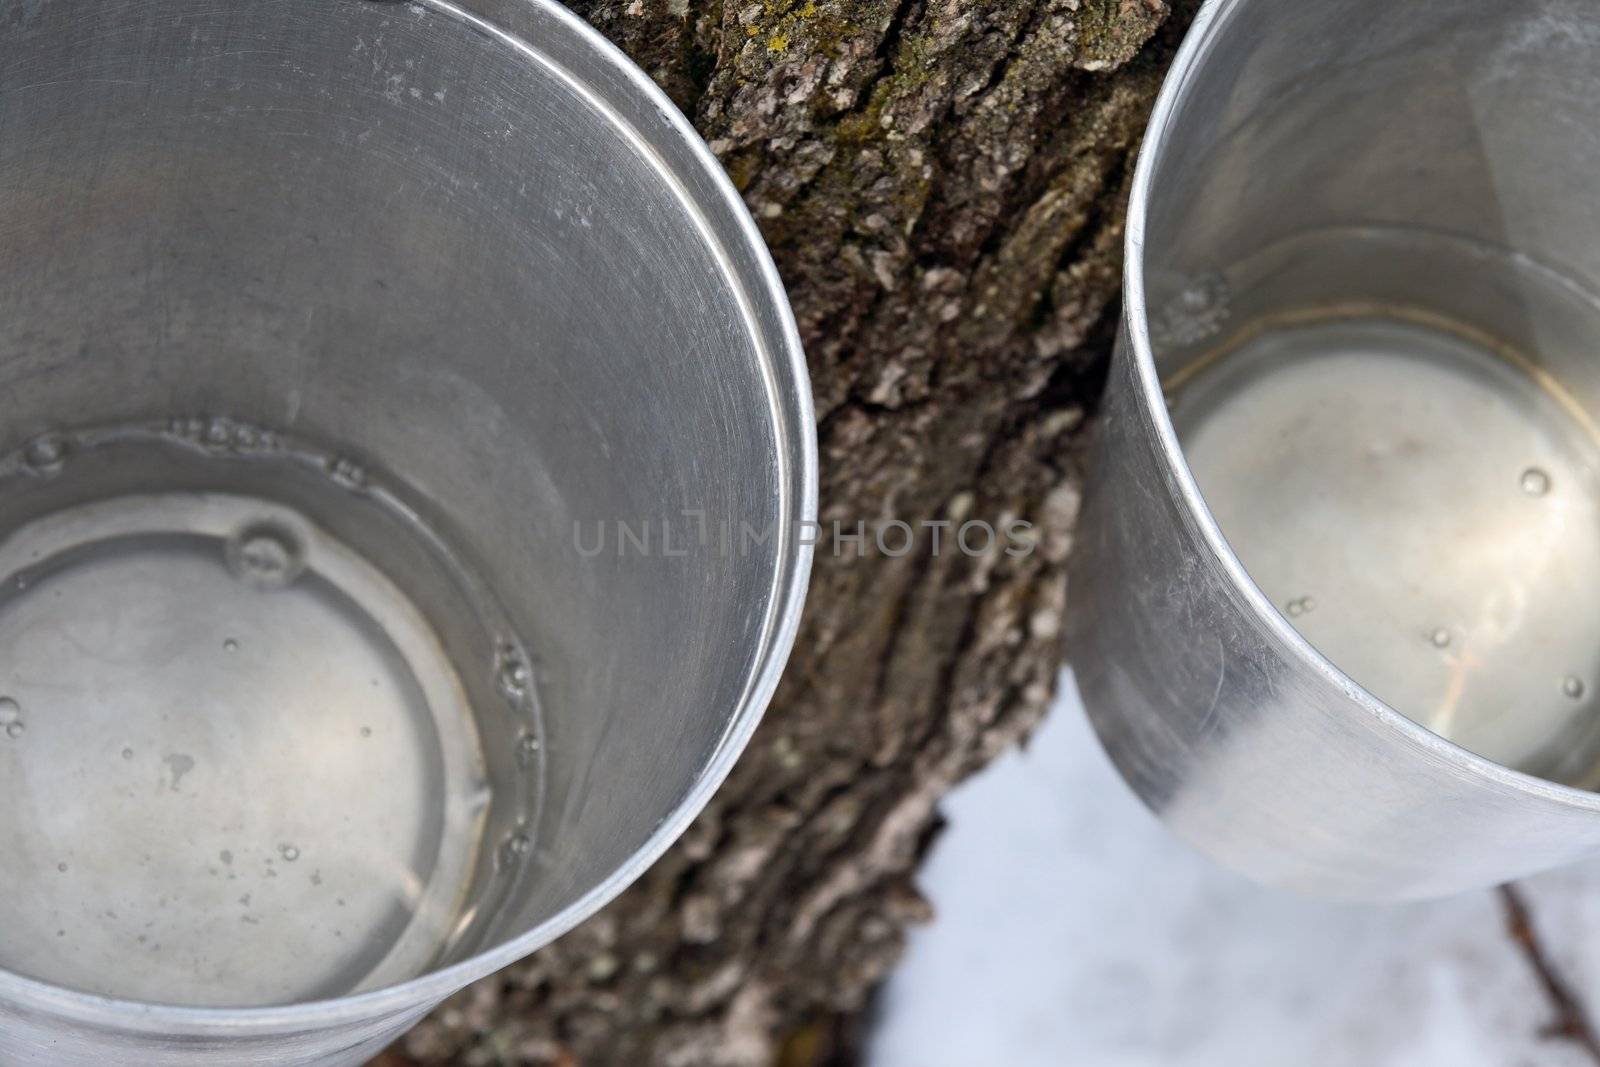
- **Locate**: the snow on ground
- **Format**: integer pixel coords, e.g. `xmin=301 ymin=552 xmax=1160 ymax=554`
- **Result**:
xmin=870 ymin=671 xmax=1600 ymax=1067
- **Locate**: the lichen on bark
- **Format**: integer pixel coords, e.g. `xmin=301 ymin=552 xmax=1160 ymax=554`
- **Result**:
xmin=382 ymin=1 xmax=1196 ymax=1064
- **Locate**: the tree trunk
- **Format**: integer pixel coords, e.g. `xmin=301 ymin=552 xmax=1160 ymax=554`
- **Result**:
xmin=383 ymin=1 xmax=1195 ymax=1063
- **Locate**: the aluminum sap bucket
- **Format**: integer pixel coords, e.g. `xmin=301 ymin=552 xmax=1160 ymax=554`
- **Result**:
xmin=1072 ymin=0 xmax=1600 ymax=901
xmin=0 ymin=0 xmax=813 ymax=1062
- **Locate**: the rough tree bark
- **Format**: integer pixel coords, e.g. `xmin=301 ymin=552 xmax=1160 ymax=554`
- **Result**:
xmin=382 ymin=1 xmax=1196 ymax=1063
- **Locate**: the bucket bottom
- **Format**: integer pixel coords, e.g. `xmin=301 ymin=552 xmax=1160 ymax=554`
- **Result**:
xmin=0 ymin=422 xmax=518 ymax=1007
xmin=1169 ymin=312 xmax=1600 ymax=785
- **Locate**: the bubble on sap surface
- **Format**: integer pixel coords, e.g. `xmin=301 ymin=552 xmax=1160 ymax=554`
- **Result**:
xmin=496 ymin=647 xmax=532 ymax=700
xmin=170 ymin=414 xmax=284 ymax=454
xmin=516 ymin=732 xmax=541 ymax=768
xmin=121 ymin=747 xmax=134 ymax=761
xmin=167 ymin=415 xmax=206 ymax=439
xmin=166 ymin=414 xmax=276 ymax=455
xmin=279 ymin=844 xmax=301 ymax=862
xmin=5 ymin=722 xmax=24 ymax=739
xmin=498 ymin=660 xmax=529 ymax=696
xmin=326 ymin=456 xmax=369 ymax=492
xmin=493 ymin=825 xmax=535 ymax=871
xmin=1521 ymin=466 xmax=1552 ymax=497
xmin=1429 ymin=627 xmax=1452 ymax=649
xmin=226 ymin=521 xmax=307 ymax=590
xmin=21 ymin=432 xmax=69 ymax=475
xmin=1564 ymin=675 xmax=1586 ymax=700
xmin=1284 ymin=596 xmax=1315 ymax=618
xmin=223 ymin=637 xmax=239 ymax=653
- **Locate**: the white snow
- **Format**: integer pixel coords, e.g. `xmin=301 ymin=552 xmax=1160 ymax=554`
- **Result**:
xmin=870 ymin=671 xmax=1600 ymax=1067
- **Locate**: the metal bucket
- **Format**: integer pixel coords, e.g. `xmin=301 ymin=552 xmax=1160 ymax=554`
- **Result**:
xmin=0 ymin=0 xmax=814 ymax=1061
xmin=1072 ymin=0 xmax=1600 ymax=900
